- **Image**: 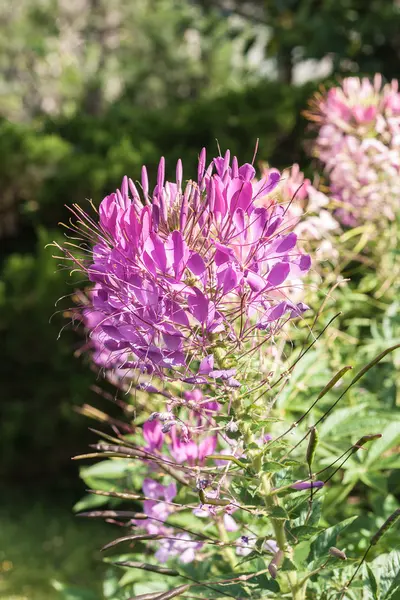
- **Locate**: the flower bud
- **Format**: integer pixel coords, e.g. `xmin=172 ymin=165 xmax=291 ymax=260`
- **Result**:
xmin=148 ymin=412 xmax=159 ymax=422
xmin=329 ymin=546 xmax=347 ymax=560
xmin=161 ymin=421 xmax=175 ymax=433
xmin=226 ymin=421 xmax=239 ymax=433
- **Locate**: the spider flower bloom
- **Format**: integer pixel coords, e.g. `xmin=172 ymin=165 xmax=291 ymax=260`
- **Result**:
xmin=59 ymin=150 xmax=310 ymax=381
xmin=308 ymin=74 xmax=400 ymax=225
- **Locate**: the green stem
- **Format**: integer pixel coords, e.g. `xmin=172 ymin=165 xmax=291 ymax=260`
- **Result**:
xmin=261 ymin=474 xmax=287 ymax=551
xmin=233 ymin=393 xmax=303 ymax=599
xmin=261 ymin=473 xmax=305 ymax=600
xmin=216 ymin=517 xmax=237 ymax=571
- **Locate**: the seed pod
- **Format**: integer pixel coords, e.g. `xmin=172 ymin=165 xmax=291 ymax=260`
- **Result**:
xmin=351 ymin=434 xmax=382 ymax=454
xmin=128 ymin=592 xmax=163 ymax=600
xmin=77 ymin=510 xmax=147 ymax=519
xmin=101 ymin=533 xmax=162 ymax=552
xmin=268 ymin=550 xmax=284 ymax=579
xmin=329 ymin=546 xmax=347 ymax=560
xmin=203 ymin=496 xmax=230 ymax=507
xmin=115 ymin=561 xmax=179 ymax=576
xmin=371 ymin=509 xmax=400 ymax=546
xmin=306 ymin=427 xmax=319 ymax=469
xmin=153 ymin=584 xmax=191 ymax=600
xmin=316 ymin=366 xmax=352 ymax=400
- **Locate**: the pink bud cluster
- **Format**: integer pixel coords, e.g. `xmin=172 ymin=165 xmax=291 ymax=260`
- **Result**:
xmin=310 ymin=74 xmax=400 ymax=225
xmin=65 ymin=150 xmax=311 ymax=382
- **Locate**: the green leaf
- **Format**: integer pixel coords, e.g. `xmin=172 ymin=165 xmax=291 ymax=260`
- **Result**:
xmin=366 ymin=564 xmax=379 ymax=600
xmin=253 ymin=574 xmax=280 ymax=592
xmin=319 ymin=405 xmax=368 ymax=437
xmin=290 ymin=525 xmax=322 ymax=541
xmin=308 ymin=516 xmax=358 ymax=562
xmin=281 ymin=557 xmax=298 ymax=571
xmin=73 ymin=492 xmax=110 ymax=512
xmin=366 ymin=422 xmax=400 ymax=466
xmin=290 ymin=497 xmax=322 ymax=527
xmin=372 ymin=550 xmax=400 ymax=600
xmin=268 ymin=506 xmax=289 ymax=520
xmin=262 ymin=461 xmax=288 ymax=473
xmin=80 ymin=459 xmax=133 ymax=480
xmin=52 ymin=581 xmax=98 ymax=600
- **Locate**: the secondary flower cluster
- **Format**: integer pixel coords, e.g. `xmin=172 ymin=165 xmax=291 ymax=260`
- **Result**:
xmin=64 ymin=150 xmax=311 ymax=382
xmin=309 ymin=74 xmax=400 ymax=225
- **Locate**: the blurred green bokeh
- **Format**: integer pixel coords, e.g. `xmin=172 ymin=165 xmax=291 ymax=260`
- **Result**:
xmin=1 ymin=1 xmax=400 ymax=597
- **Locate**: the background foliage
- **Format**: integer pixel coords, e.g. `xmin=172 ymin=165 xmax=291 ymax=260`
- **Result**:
xmin=1 ymin=1 xmax=400 ymax=598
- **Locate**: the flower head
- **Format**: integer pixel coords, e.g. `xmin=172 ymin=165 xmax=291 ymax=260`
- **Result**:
xmin=308 ymin=74 xmax=400 ymax=225
xmin=60 ymin=150 xmax=311 ymax=381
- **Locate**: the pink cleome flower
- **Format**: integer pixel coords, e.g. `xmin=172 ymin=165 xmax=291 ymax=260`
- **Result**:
xmin=309 ymin=74 xmax=400 ymax=225
xmin=60 ymin=150 xmax=311 ymax=381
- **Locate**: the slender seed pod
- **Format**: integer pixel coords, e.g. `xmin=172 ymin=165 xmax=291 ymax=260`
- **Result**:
xmin=316 ymin=366 xmax=352 ymax=401
xmin=203 ymin=496 xmax=230 ymax=507
xmin=153 ymin=584 xmax=191 ymax=600
xmin=371 ymin=509 xmax=400 ymax=546
xmin=115 ymin=562 xmax=179 ymax=576
xmin=77 ymin=510 xmax=147 ymax=519
xmin=351 ymin=434 xmax=382 ymax=454
xmin=268 ymin=550 xmax=284 ymax=579
xmin=101 ymin=534 xmax=163 ymax=552
xmin=306 ymin=427 xmax=319 ymax=469
xmin=129 ymin=592 xmax=167 ymax=600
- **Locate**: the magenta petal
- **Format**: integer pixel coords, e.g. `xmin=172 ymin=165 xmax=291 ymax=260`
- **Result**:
xmin=217 ymin=264 xmax=241 ymax=294
xmin=238 ymin=163 xmax=256 ymax=181
xmin=253 ymin=171 xmax=281 ymax=199
xmin=143 ymin=420 xmax=163 ymax=451
xmin=266 ymin=302 xmax=288 ymax=322
xmin=229 ymin=180 xmax=253 ymax=213
xmin=276 ymin=232 xmax=298 ymax=253
xmin=198 ymin=435 xmax=217 ymax=461
xmin=224 ymin=514 xmax=239 ymax=532
xmin=267 ymin=262 xmax=290 ymax=287
xmin=199 ymin=354 xmax=214 ymax=374
xmin=187 ymin=252 xmax=206 ymax=276
xmin=166 ymin=230 xmax=189 ymax=278
xmin=147 ymin=233 xmax=167 ymax=272
xmin=188 ymin=288 xmax=209 ymax=323
xmin=246 ymin=270 xmax=265 ymax=292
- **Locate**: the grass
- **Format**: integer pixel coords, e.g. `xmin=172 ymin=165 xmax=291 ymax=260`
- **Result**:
xmin=0 ymin=492 xmax=112 ymax=600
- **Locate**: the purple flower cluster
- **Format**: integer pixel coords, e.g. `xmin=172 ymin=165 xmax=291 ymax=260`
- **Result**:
xmin=67 ymin=150 xmax=310 ymax=381
xmin=258 ymin=163 xmax=339 ymax=262
xmin=310 ymin=74 xmax=400 ymax=225
xmin=134 ymin=478 xmax=203 ymax=564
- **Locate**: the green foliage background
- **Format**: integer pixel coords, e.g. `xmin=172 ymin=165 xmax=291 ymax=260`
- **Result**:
xmin=1 ymin=1 xmax=400 ymax=598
